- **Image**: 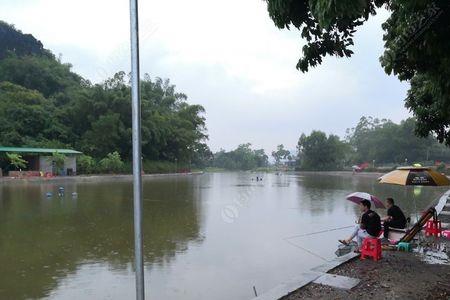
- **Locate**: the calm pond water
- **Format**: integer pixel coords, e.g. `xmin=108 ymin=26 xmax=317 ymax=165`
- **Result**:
xmin=0 ymin=172 xmax=447 ymax=299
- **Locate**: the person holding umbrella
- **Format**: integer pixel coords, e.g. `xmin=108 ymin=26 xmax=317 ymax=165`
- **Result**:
xmin=339 ymin=199 xmax=382 ymax=252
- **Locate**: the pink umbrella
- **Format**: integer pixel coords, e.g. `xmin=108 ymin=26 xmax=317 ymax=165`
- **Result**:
xmin=346 ymin=192 xmax=385 ymax=209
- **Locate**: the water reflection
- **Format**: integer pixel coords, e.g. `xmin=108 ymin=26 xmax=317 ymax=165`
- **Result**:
xmin=0 ymin=173 xmax=446 ymax=300
xmin=295 ymin=172 xmax=447 ymax=219
xmin=0 ymin=177 xmax=204 ymax=299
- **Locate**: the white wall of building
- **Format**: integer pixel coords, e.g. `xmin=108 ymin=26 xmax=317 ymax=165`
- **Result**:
xmin=39 ymin=156 xmax=53 ymax=173
xmin=65 ymin=156 xmax=77 ymax=175
xmin=38 ymin=155 xmax=77 ymax=175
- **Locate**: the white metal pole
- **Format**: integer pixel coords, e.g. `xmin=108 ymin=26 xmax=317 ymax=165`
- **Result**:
xmin=129 ymin=0 xmax=145 ymax=299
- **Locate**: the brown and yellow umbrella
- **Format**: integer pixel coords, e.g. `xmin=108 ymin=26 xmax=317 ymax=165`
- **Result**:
xmin=378 ymin=166 xmax=449 ymax=232
xmin=378 ymin=167 xmax=450 ymax=186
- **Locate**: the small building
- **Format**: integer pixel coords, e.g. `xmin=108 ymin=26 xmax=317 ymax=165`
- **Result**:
xmin=0 ymin=147 xmax=82 ymax=177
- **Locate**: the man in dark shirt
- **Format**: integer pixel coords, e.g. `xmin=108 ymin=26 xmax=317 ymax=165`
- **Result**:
xmin=382 ymin=197 xmax=407 ymax=239
xmin=339 ymin=200 xmax=382 ymax=251
xmin=361 ymin=204 xmax=382 ymax=237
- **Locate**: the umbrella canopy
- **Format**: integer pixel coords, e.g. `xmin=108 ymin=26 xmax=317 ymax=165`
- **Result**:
xmin=378 ymin=167 xmax=450 ymax=186
xmin=346 ymin=192 xmax=386 ymax=209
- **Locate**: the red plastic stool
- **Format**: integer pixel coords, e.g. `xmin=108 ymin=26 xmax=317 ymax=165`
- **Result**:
xmin=360 ymin=237 xmax=382 ymax=261
xmin=425 ymin=219 xmax=442 ymax=237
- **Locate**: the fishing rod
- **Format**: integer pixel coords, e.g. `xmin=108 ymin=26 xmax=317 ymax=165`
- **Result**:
xmin=282 ymin=224 xmax=357 ymax=263
xmin=284 ymin=225 xmax=355 ymax=240
xmin=283 ymin=238 xmax=329 ymax=262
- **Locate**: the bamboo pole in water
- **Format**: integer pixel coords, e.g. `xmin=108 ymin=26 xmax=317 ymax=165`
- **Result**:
xmin=129 ymin=0 xmax=145 ymax=299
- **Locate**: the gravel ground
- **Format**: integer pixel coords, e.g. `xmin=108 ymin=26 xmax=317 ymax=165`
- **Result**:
xmin=283 ymin=238 xmax=450 ymax=300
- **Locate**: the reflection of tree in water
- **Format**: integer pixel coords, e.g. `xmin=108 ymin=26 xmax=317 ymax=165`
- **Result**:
xmin=295 ymin=175 xmax=351 ymax=216
xmin=295 ymin=174 xmax=447 ymax=218
xmin=0 ymin=178 xmax=204 ymax=299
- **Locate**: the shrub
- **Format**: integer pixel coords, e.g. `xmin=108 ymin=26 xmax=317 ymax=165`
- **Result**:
xmin=52 ymin=151 xmax=66 ymax=169
xmin=77 ymin=154 xmax=96 ymax=174
xmin=6 ymin=153 xmax=27 ymax=170
xmin=99 ymin=151 xmax=124 ymax=174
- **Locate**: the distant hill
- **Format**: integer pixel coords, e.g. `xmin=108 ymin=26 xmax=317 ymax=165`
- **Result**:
xmin=0 ymin=20 xmax=82 ymax=97
xmin=0 ymin=21 xmax=51 ymax=59
xmin=0 ymin=21 xmax=209 ymax=169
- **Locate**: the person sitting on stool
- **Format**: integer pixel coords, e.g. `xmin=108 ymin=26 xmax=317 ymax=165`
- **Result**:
xmin=339 ymin=200 xmax=381 ymax=252
xmin=382 ymin=197 xmax=407 ymax=240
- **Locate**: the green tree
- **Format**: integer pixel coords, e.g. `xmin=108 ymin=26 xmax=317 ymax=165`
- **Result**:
xmin=0 ymin=21 xmax=209 ymax=170
xmin=81 ymin=113 xmax=126 ymax=158
xmin=254 ymin=149 xmax=269 ymax=168
xmin=0 ymin=82 xmax=60 ymax=146
xmin=77 ymin=154 xmax=96 ymax=174
xmin=265 ymin=1 xmax=450 ymax=145
xmin=346 ymin=116 xmax=450 ymax=164
xmin=0 ymin=20 xmax=50 ymax=59
xmin=191 ymin=143 xmax=213 ymax=169
xmin=212 ymin=144 xmax=268 ymax=170
xmin=99 ymin=151 xmax=124 ymax=174
xmin=271 ymin=144 xmax=291 ymax=165
xmin=0 ymin=53 xmax=82 ymax=97
xmin=6 ymin=153 xmax=27 ymax=170
xmin=297 ymin=131 xmax=348 ymax=170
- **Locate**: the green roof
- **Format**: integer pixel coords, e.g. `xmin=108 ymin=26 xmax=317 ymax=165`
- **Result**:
xmin=0 ymin=147 xmax=82 ymax=155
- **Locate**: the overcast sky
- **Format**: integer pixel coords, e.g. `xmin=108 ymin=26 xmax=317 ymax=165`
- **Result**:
xmin=1 ymin=0 xmax=410 ymax=153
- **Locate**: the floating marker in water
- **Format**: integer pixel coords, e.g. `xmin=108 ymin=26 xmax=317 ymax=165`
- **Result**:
xmin=71 ymin=192 xmax=78 ymax=197
xmin=46 ymin=192 xmax=53 ymax=197
xmin=58 ymin=187 xmax=65 ymax=197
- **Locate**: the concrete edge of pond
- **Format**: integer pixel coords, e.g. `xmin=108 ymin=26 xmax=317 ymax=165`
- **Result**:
xmin=0 ymin=171 xmax=204 ymax=183
xmin=252 ymin=189 xmax=450 ymax=300
xmin=250 ymin=252 xmax=359 ymax=300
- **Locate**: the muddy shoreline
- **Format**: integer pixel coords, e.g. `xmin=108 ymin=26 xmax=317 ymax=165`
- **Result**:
xmin=0 ymin=170 xmax=381 ymax=184
xmin=282 ymin=190 xmax=450 ymax=300
xmin=283 ymin=243 xmax=450 ymax=300
xmin=0 ymin=171 xmax=204 ymax=184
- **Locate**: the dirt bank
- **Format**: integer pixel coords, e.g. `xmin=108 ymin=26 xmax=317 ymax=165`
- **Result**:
xmin=283 ymin=241 xmax=450 ymax=300
xmin=0 ymin=171 xmax=204 ymax=184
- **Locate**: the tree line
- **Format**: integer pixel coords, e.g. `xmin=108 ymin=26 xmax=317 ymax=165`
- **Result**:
xmin=265 ymin=0 xmax=450 ymax=147
xmin=199 ymin=117 xmax=450 ymax=172
xmin=0 ymin=21 xmax=210 ymax=174
xmin=2 ymin=21 xmax=450 ymax=174
xmin=208 ymin=143 xmax=297 ymax=171
xmin=212 ymin=144 xmax=268 ymax=170
xmin=297 ymin=117 xmax=450 ymax=171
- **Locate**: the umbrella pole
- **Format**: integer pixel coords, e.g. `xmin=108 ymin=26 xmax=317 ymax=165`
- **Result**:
xmin=413 ymin=197 xmax=419 ymax=223
xmin=412 ymin=192 xmax=422 ymax=243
